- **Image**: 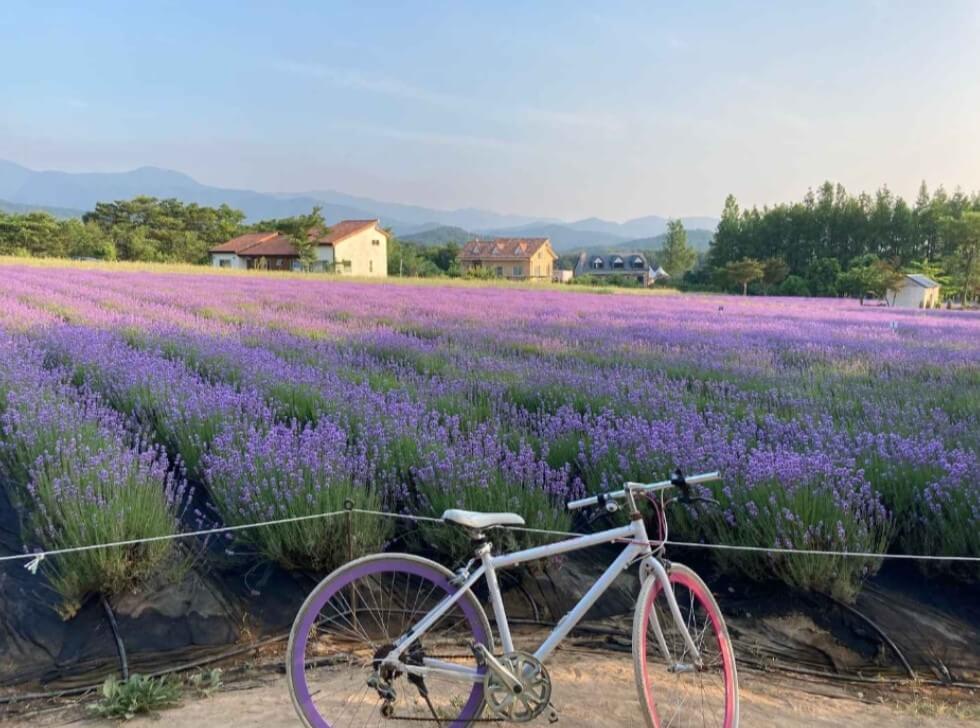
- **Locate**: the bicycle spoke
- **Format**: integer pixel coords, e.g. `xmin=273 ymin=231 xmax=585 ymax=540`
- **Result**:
xmin=636 ymin=566 xmax=736 ymax=728
xmin=288 ymin=557 xmax=487 ymax=728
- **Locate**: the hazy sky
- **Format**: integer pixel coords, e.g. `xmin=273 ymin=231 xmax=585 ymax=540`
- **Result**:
xmin=1 ymin=1 xmax=978 ymax=220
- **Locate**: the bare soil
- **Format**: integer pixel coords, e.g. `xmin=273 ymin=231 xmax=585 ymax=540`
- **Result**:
xmin=6 ymin=645 xmax=979 ymax=728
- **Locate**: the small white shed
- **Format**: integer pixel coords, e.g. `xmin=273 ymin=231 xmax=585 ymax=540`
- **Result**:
xmin=889 ymin=274 xmax=941 ymax=308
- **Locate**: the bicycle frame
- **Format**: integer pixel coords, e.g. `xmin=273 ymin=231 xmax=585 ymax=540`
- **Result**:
xmin=384 ymin=513 xmax=701 ymax=684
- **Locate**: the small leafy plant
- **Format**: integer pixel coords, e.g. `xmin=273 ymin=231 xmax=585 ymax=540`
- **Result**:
xmin=89 ymin=674 xmax=182 ymax=720
xmin=186 ymin=668 xmax=223 ymax=697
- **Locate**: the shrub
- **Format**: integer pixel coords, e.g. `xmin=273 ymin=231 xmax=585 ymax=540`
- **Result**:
xmin=411 ymin=424 xmax=578 ymax=561
xmin=25 ymin=438 xmax=184 ymax=615
xmin=90 ymin=674 xmax=182 ymax=720
xmin=778 ymin=275 xmax=810 ymax=296
xmin=203 ymin=419 xmax=388 ymax=570
xmin=0 ymin=350 xmax=183 ymax=616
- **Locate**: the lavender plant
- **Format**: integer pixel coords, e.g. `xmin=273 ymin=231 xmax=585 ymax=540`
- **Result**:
xmin=1 ymin=263 xmax=977 ymax=601
xmin=203 ymin=419 xmax=388 ymax=570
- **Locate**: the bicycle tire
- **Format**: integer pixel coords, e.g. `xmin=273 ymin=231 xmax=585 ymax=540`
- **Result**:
xmin=287 ymin=553 xmax=493 ymax=728
xmin=632 ymin=562 xmax=739 ymax=727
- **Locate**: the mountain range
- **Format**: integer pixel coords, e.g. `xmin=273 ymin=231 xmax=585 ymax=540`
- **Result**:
xmin=0 ymin=160 xmax=717 ymax=252
xmin=401 ymin=226 xmax=715 ymax=254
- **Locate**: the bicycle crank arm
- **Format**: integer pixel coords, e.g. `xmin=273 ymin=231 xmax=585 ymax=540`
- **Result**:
xmin=473 ymin=645 xmax=523 ymax=693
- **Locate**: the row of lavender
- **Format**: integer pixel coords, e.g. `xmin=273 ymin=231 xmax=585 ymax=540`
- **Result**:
xmin=0 ymin=329 xmax=182 ymax=616
xmin=1 ymin=263 xmax=977 ymax=609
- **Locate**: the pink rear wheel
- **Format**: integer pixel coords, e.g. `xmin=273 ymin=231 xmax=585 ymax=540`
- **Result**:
xmin=633 ymin=563 xmax=738 ymax=728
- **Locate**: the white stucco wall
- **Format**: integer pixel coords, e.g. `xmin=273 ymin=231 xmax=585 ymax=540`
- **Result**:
xmin=330 ymin=226 xmax=388 ymax=277
xmin=211 ymin=253 xmax=246 ymax=269
xmin=890 ymin=281 xmax=940 ymax=308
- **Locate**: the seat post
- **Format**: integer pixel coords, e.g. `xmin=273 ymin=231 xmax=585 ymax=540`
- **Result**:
xmin=478 ymin=542 xmax=514 ymax=654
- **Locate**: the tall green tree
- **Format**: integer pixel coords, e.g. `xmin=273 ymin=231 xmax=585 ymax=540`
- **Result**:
xmin=84 ymin=197 xmax=246 ymax=263
xmin=806 ymin=258 xmax=842 ymax=296
xmin=941 ymin=212 xmax=980 ymax=303
xmin=838 ymin=255 xmax=904 ymax=305
xmin=761 ymin=257 xmax=790 ymax=293
xmin=708 ymin=195 xmax=741 ymax=268
xmin=724 ymin=258 xmax=764 ymax=295
xmin=253 ymin=206 xmax=326 ymax=270
xmin=657 ymin=219 xmax=697 ymax=278
xmin=704 ymin=181 xmax=980 ymax=297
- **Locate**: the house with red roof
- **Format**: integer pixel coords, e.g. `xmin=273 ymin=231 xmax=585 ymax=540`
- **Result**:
xmin=209 ymin=219 xmax=388 ymax=276
xmin=458 ymin=238 xmax=557 ymax=281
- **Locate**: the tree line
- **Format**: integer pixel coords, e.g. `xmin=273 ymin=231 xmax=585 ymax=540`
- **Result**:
xmin=1 ymin=184 xmax=977 ymax=302
xmin=0 ymin=197 xmax=246 ymax=263
xmin=698 ymin=182 xmax=980 ymax=303
xmin=0 ymin=197 xmax=468 ymax=277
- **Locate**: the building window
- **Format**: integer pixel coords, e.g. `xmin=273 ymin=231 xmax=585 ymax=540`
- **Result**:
xmin=632 ymin=257 xmax=644 ymax=269
xmin=372 ymin=239 xmax=380 ymax=246
xmin=612 ymin=256 xmax=624 ymax=269
xmin=495 ymin=266 xmax=504 ymax=276
xmin=513 ymin=265 xmax=523 ymax=277
xmin=592 ymin=258 xmax=604 ymax=269
xmin=369 ymin=260 xmax=374 ymax=273
xmin=218 ymin=259 xmax=231 ymax=268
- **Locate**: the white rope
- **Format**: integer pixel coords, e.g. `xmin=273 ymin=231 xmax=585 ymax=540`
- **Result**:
xmin=660 ymin=539 xmax=980 ymax=563
xmin=1 ymin=506 xmax=979 ymax=570
xmin=0 ymin=509 xmax=348 ymax=565
xmin=358 ymin=510 xmax=980 ymax=562
xmin=353 ymin=508 xmax=443 ymax=524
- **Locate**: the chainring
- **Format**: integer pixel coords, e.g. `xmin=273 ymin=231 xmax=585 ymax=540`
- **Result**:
xmin=482 ymin=651 xmax=552 ymax=723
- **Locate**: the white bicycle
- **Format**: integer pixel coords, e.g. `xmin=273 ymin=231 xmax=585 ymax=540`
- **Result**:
xmin=287 ymin=470 xmax=739 ymax=727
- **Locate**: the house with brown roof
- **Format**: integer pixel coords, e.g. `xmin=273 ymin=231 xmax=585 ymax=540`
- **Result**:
xmin=458 ymin=238 xmax=558 ymax=281
xmin=209 ymin=219 xmax=388 ymax=277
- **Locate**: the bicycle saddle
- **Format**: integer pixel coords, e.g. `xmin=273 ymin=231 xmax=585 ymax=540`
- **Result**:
xmin=441 ymin=509 xmax=526 ymax=529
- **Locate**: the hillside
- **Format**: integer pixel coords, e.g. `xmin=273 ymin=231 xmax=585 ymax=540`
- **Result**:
xmin=0 ymin=198 xmax=83 ymax=219
xmin=0 ymin=160 xmax=718 ymax=246
xmin=0 ymin=160 xmax=382 ymax=226
xmin=399 ymin=225 xmax=474 ymax=245
xmin=481 ymin=223 xmax=629 ymax=252
xmin=617 ymin=228 xmax=715 ymax=253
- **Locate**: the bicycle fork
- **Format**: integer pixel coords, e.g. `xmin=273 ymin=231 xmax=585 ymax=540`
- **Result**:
xmin=625 ymin=485 xmax=704 ymax=672
xmin=641 ymin=556 xmax=704 ymax=671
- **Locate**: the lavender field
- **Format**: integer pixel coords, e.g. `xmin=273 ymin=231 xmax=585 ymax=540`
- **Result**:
xmin=0 ymin=262 xmax=978 ymax=614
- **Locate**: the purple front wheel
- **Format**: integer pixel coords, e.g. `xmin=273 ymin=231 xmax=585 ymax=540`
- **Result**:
xmin=287 ymin=554 xmax=491 ymax=728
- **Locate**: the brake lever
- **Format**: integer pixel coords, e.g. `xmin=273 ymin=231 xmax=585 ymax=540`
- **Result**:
xmin=689 ymin=496 xmax=721 ymax=508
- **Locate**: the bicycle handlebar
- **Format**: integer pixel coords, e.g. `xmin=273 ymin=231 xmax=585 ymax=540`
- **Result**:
xmin=566 ymin=470 xmax=721 ymax=511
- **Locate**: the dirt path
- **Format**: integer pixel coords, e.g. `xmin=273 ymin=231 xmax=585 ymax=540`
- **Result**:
xmin=7 ymin=646 xmax=979 ymax=728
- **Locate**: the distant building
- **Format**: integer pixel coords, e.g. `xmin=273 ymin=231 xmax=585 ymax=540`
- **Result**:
xmin=459 ymin=238 xmax=558 ymax=281
xmin=888 ymin=274 xmax=941 ymax=308
xmin=209 ymin=232 xmax=299 ymax=271
xmin=573 ymin=252 xmax=669 ymax=286
xmin=209 ymin=219 xmax=388 ymax=277
xmin=553 ymin=268 xmax=574 ymax=284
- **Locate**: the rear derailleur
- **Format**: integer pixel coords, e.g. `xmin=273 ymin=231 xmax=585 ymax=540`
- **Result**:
xmin=370 ymin=642 xmax=432 ymax=718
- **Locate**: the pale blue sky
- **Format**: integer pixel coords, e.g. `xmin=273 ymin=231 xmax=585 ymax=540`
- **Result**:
xmin=1 ymin=1 xmax=978 ymax=220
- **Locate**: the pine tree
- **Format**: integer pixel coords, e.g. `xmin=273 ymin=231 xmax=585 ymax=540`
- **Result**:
xmin=657 ymin=219 xmax=697 ymax=277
